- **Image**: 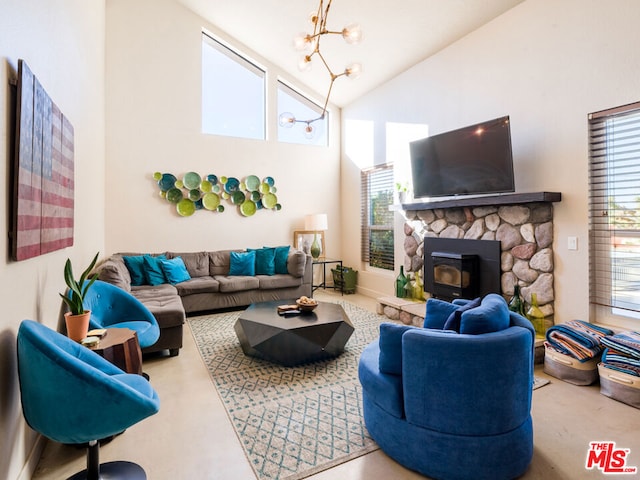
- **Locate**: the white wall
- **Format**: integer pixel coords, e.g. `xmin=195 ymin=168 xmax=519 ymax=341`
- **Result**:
xmin=341 ymin=0 xmax=640 ymax=324
xmin=0 ymin=1 xmax=106 ymax=478
xmin=105 ymin=0 xmax=342 ymax=256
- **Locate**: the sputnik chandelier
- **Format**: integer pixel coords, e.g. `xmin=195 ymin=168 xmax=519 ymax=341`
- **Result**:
xmin=279 ymin=0 xmax=362 ymax=138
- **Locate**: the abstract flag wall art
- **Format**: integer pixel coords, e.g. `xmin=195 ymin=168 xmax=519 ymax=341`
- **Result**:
xmin=11 ymin=60 xmax=74 ymax=260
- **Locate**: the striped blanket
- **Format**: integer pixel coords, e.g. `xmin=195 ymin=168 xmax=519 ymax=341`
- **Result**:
xmin=601 ymin=331 xmax=640 ymax=377
xmin=602 ymin=348 xmax=640 ymax=377
xmin=601 ymin=331 xmax=640 ymax=358
xmin=544 ymin=320 xmax=613 ymax=362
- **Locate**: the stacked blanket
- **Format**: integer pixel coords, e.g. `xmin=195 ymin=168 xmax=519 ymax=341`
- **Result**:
xmin=544 ymin=320 xmax=613 ymax=362
xmin=601 ymin=331 xmax=640 ymax=377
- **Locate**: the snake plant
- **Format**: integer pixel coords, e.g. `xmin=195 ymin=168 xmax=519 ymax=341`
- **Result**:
xmin=59 ymin=252 xmax=99 ymax=315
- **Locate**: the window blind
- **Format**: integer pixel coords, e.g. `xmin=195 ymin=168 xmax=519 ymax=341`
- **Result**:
xmin=589 ymin=101 xmax=640 ymax=313
xmin=361 ymin=165 xmax=394 ymax=270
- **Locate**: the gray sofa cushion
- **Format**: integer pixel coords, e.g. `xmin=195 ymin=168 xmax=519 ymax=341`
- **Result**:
xmin=97 ymin=256 xmax=131 ymax=292
xmin=258 ymin=274 xmax=303 ymax=290
xmin=131 ymin=283 xmax=178 ymax=296
xmin=130 ymin=284 xmax=184 ymax=328
xmin=287 ymin=250 xmax=306 ymax=278
xmin=215 ymin=275 xmax=260 ymax=293
xmin=132 ymin=293 xmax=185 ymax=329
xmin=175 ymin=276 xmax=220 ymax=295
xmin=167 ymin=251 xmax=210 ymax=278
xmin=209 ymin=250 xmax=239 ymax=276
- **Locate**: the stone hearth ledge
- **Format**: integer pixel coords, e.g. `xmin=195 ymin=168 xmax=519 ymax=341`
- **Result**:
xmin=376 ymin=296 xmax=426 ymax=327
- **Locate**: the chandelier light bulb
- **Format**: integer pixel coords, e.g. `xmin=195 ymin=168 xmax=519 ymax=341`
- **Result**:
xmin=345 ymin=62 xmax=362 ymax=79
xmin=298 ymin=55 xmax=313 ymax=72
xmin=308 ymin=11 xmax=320 ymax=25
xmin=293 ymin=33 xmax=312 ymax=51
xmin=279 ymin=112 xmax=296 ymax=128
xmin=342 ymin=23 xmax=363 ymax=44
xmin=304 ymin=123 xmax=316 ymax=139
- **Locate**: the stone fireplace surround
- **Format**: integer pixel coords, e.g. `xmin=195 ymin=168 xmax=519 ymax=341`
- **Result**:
xmin=379 ymin=192 xmax=562 ymax=329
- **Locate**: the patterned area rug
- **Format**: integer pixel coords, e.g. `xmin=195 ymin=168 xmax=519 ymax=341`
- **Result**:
xmin=533 ymin=375 xmax=550 ymax=389
xmin=187 ymin=301 xmax=384 ymax=480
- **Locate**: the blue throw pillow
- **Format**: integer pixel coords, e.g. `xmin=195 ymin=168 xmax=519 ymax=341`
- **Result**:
xmin=249 ymin=248 xmax=276 ymax=275
xmin=460 ymin=293 xmax=510 ymax=334
xmin=143 ymin=254 xmax=167 ymax=286
xmin=443 ymin=297 xmax=481 ymax=332
xmin=160 ymin=257 xmax=191 ymax=285
xmin=378 ymin=322 xmax=418 ymax=376
xmin=423 ymin=298 xmax=460 ymax=329
xmin=229 ymin=251 xmax=256 ymax=276
xmin=271 ymin=245 xmax=290 ymax=274
xmin=123 ymin=255 xmax=147 ymax=286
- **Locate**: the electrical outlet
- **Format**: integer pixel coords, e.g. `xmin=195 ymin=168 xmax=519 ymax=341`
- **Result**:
xmin=568 ymin=236 xmax=578 ymax=251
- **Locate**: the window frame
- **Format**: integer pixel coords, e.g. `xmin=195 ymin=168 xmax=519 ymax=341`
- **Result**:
xmin=201 ymin=31 xmax=266 ymax=140
xmin=588 ymin=100 xmax=640 ymax=329
xmin=276 ymin=79 xmax=328 ymax=146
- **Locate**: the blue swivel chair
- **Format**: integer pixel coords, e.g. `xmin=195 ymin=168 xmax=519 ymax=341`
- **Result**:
xmin=17 ymin=320 xmax=160 ymax=480
xmin=81 ymin=280 xmax=160 ymax=350
xmin=358 ymin=294 xmax=535 ymax=480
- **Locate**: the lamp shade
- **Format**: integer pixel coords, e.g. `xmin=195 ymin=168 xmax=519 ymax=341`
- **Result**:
xmin=305 ymin=213 xmax=328 ymax=231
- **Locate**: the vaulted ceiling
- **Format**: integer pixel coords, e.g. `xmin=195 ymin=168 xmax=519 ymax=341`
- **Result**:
xmin=178 ymin=0 xmax=524 ymax=107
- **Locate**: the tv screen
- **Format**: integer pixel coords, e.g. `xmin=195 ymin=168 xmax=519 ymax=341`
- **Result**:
xmin=410 ymin=116 xmax=515 ymax=198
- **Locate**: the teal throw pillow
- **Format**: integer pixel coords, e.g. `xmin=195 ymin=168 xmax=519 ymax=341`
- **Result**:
xmin=123 ymin=255 xmax=147 ymax=286
xmin=160 ymin=257 xmax=191 ymax=285
xmin=459 ymin=293 xmax=510 ymax=334
xmin=443 ymin=297 xmax=481 ymax=332
xmin=229 ymin=251 xmax=256 ymax=276
xmin=423 ymin=297 xmax=460 ymax=329
xmin=270 ymin=245 xmax=290 ymax=274
xmin=378 ymin=322 xmax=419 ymax=376
xmin=143 ymin=254 xmax=167 ymax=286
xmin=249 ymin=248 xmax=276 ymax=275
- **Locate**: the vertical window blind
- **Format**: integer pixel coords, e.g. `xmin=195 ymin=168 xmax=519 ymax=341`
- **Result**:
xmin=361 ymin=164 xmax=394 ymax=270
xmin=589 ymin=101 xmax=640 ymax=313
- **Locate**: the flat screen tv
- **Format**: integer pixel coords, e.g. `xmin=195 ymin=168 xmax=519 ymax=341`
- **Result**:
xmin=410 ymin=116 xmax=515 ymax=198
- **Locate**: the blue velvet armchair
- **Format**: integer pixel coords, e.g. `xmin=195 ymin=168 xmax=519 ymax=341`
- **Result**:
xmin=81 ymin=280 xmax=160 ymax=349
xmin=17 ymin=319 xmax=160 ymax=479
xmin=358 ymin=294 xmax=535 ymax=480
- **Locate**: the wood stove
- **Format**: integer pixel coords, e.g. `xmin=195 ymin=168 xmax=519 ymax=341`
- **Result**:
xmin=424 ymin=238 xmax=501 ymax=302
xmin=431 ymin=252 xmax=478 ymax=300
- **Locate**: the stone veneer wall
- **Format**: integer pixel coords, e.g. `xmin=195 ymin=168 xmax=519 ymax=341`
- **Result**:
xmin=402 ymin=202 xmax=555 ymax=327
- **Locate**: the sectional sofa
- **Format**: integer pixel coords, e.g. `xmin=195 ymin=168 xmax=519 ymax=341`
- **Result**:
xmin=96 ymin=248 xmax=313 ymax=356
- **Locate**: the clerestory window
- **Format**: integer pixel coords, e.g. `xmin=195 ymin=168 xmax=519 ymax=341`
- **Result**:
xmin=201 ymin=32 xmax=265 ymax=140
xmin=277 ymin=80 xmax=328 ymax=146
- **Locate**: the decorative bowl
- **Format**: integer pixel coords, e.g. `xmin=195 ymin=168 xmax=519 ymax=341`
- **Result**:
xmin=296 ymin=299 xmax=318 ymax=312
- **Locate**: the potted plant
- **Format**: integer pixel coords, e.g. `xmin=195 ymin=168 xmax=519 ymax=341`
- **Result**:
xmin=395 ymin=182 xmax=410 ymax=204
xmin=59 ymin=252 xmax=99 ymax=342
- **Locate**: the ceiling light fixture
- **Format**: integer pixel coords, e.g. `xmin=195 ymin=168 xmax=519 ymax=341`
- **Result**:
xmin=279 ymin=0 xmax=362 ymax=139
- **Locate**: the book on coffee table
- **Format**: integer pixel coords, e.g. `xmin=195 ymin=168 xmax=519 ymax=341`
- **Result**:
xmin=277 ymin=305 xmax=301 ymax=315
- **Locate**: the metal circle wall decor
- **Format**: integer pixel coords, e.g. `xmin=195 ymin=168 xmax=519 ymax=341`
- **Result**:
xmin=153 ymin=172 xmax=281 ymax=217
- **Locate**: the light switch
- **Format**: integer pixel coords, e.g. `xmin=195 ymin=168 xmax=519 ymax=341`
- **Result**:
xmin=568 ymin=236 xmax=578 ymax=251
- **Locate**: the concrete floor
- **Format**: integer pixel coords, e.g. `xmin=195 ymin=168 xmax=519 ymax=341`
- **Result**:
xmin=33 ymin=290 xmax=640 ymax=479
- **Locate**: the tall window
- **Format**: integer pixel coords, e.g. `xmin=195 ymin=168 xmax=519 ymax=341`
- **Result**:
xmin=277 ymin=80 xmax=328 ymax=146
xmin=589 ymin=101 xmax=640 ymax=323
xmin=201 ymin=32 xmax=265 ymax=140
xmin=361 ymin=165 xmax=394 ymax=270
